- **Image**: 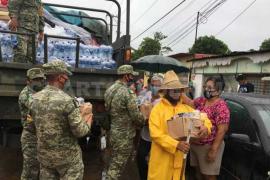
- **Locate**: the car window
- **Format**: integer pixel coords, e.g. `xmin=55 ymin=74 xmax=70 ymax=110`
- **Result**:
xmin=226 ymin=100 xmax=258 ymax=142
xmin=254 ymin=105 xmax=270 ymax=137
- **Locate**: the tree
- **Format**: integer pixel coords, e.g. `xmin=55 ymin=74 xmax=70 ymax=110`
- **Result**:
xmin=132 ymin=32 xmax=172 ymax=60
xmin=260 ymin=38 xmax=270 ymax=51
xmin=189 ymin=35 xmax=231 ymax=54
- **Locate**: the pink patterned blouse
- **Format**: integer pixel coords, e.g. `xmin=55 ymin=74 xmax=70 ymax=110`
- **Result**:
xmin=194 ymin=97 xmax=230 ymax=145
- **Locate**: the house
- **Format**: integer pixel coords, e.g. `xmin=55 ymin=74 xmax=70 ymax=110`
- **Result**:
xmin=189 ymin=50 xmax=270 ymax=96
xmin=169 ymin=52 xmax=213 ymax=68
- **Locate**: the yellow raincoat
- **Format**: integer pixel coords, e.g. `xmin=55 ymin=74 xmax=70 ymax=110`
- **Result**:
xmin=148 ymin=98 xmax=212 ymax=180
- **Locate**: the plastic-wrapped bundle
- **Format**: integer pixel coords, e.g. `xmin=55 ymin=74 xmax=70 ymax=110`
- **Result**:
xmin=64 ymin=28 xmax=77 ymax=37
xmin=41 ymin=11 xmax=116 ymax=69
xmin=36 ymin=43 xmax=44 ymax=64
xmin=44 ymin=25 xmax=67 ymax=36
xmin=79 ymin=55 xmax=86 ymax=68
xmin=0 ymin=21 xmax=17 ymax=62
xmin=0 ymin=19 xmax=117 ymax=69
xmin=43 ymin=10 xmax=92 ymax=44
xmin=0 ymin=20 xmax=8 ymax=30
xmin=65 ymin=41 xmax=76 ymax=65
xmin=0 ymin=35 xmax=15 ymax=62
xmin=100 ymin=45 xmax=113 ymax=61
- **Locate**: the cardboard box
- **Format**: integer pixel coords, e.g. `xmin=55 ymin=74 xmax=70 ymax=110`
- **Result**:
xmin=167 ymin=112 xmax=204 ymax=140
xmin=0 ymin=9 xmax=9 ymax=22
xmin=80 ymin=102 xmax=93 ymax=120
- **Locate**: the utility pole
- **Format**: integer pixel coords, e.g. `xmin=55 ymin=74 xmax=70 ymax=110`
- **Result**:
xmin=195 ymin=11 xmax=200 ymax=43
xmin=189 ymin=11 xmax=200 ymax=87
xmin=126 ymin=0 xmax=130 ymax=36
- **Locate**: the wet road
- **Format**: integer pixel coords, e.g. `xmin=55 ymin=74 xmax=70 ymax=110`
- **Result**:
xmin=0 ymin=146 xmax=103 ymax=180
xmin=0 ymin=139 xmax=139 ymax=180
xmin=0 ymin=147 xmax=22 ymax=180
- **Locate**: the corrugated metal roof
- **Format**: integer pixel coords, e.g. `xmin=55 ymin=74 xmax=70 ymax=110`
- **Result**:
xmin=188 ymin=49 xmax=270 ymax=62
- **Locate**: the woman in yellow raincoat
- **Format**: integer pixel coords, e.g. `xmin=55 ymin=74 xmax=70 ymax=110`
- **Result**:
xmin=148 ymin=70 xmax=212 ymax=180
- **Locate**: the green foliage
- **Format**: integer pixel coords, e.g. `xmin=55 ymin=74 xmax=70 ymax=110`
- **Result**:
xmin=132 ymin=32 xmax=172 ymax=60
xmin=260 ymin=38 xmax=270 ymax=51
xmin=154 ymin=32 xmax=167 ymax=41
xmin=189 ymin=35 xmax=231 ymax=54
xmin=160 ymin=46 xmax=173 ymax=54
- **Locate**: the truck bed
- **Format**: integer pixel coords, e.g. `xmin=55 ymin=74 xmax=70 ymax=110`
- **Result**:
xmin=0 ymin=62 xmax=118 ymax=121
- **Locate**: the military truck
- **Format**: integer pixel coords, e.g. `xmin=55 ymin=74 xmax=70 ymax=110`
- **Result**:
xmin=0 ymin=0 xmax=132 ymax=147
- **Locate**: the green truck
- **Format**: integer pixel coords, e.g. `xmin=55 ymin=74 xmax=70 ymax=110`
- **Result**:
xmin=0 ymin=0 xmax=131 ymax=147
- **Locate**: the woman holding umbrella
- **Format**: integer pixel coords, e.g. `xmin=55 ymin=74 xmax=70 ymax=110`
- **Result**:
xmin=148 ymin=70 xmax=212 ymax=180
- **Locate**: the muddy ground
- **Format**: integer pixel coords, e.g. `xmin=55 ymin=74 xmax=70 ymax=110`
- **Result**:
xmin=0 ymin=135 xmax=139 ymax=180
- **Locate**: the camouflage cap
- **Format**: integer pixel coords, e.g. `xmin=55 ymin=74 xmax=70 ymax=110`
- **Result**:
xmin=42 ymin=59 xmax=72 ymax=76
xmin=27 ymin=68 xmax=45 ymax=80
xmin=117 ymin=65 xmax=139 ymax=76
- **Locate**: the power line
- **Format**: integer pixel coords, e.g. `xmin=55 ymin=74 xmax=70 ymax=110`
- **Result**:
xmin=163 ymin=0 xmax=217 ymax=43
xmin=131 ymin=0 xmax=187 ymax=42
xmin=170 ymin=2 xmax=225 ymax=47
xmin=170 ymin=5 xmax=224 ymax=47
xmin=170 ymin=22 xmax=197 ymax=47
xmin=132 ymin=0 xmax=160 ymax=25
xmin=215 ymin=0 xmax=257 ymax=36
xmin=164 ymin=15 xmax=197 ymax=43
xmin=158 ymin=0 xmax=197 ymax=32
xmin=163 ymin=0 xmax=218 ymax=45
xmin=168 ymin=0 xmax=227 ymax=47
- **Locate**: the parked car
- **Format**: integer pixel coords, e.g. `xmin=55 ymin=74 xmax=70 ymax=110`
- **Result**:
xmin=219 ymin=93 xmax=270 ymax=180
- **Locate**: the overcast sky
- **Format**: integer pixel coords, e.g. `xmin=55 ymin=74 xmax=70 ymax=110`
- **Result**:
xmin=43 ymin=0 xmax=270 ymax=55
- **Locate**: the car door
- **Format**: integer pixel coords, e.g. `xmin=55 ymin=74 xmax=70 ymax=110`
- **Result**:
xmin=220 ymin=100 xmax=260 ymax=180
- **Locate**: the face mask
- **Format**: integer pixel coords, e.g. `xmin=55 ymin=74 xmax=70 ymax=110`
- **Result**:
xmin=125 ymin=75 xmax=135 ymax=87
xmin=203 ymin=90 xmax=214 ymax=99
xmin=30 ymin=80 xmax=45 ymax=92
xmin=150 ymin=86 xmax=160 ymax=96
xmin=168 ymin=90 xmax=181 ymax=100
xmin=127 ymin=81 xmax=135 ymax=87
xmin=63 ymin=79 xmax=72 ymax=92
xmin=164 ymin=94 xmax=179 ymax=106
xmin=136 ymin=84 xmax=143 ymax=92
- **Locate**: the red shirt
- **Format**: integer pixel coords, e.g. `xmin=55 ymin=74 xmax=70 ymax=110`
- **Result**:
xmin=1 ymin=0 xmax=8 ymax=6
xmin=194 ymin=97 xmax=230 ymax=145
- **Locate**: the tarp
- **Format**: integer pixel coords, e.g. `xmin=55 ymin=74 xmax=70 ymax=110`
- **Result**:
xmin=45 ymin=6 xmax=82 ymax=26
xmin=43 ymin=9 xmax=92 ymax=44
xmin=44 ymin=5 xmax=108 ymax=44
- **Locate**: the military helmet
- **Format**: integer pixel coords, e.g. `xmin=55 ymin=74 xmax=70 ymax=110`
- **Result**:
xmin=117 ymin=65 xmax=138 ymax=76
xmin=42 ymin=59 xmax=72 ymax=76
xmin=27 ymin=68 xmax=45 ymax=80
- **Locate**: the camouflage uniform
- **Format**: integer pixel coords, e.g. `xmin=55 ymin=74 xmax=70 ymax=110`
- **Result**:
xmin=104 ymin=65 xmax=144 ymax=180
xmin=18 ymin=68 xmax=45 ymax=180
xmin=8 ymin=0 xmax=45 ymax=63
xmin=29 ymin=60 xmax=91 ymax=180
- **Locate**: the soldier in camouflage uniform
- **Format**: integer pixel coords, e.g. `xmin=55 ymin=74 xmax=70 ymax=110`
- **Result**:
xmin=8 ymin=0 xmax=45 ymax=63
xmin=18 ymin=67 xmax=45 ymax=180
xmin=104 ymin=65 xmax=145 ymax=180
xmin=29 ymin=60 xmax=92 ymax=180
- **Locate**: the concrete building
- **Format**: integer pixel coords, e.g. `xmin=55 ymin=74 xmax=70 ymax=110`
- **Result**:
xmin=169 ymin=53 xmax=213 ymax=69
xmin=189 ymin=50 xmax=270 ymax=97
